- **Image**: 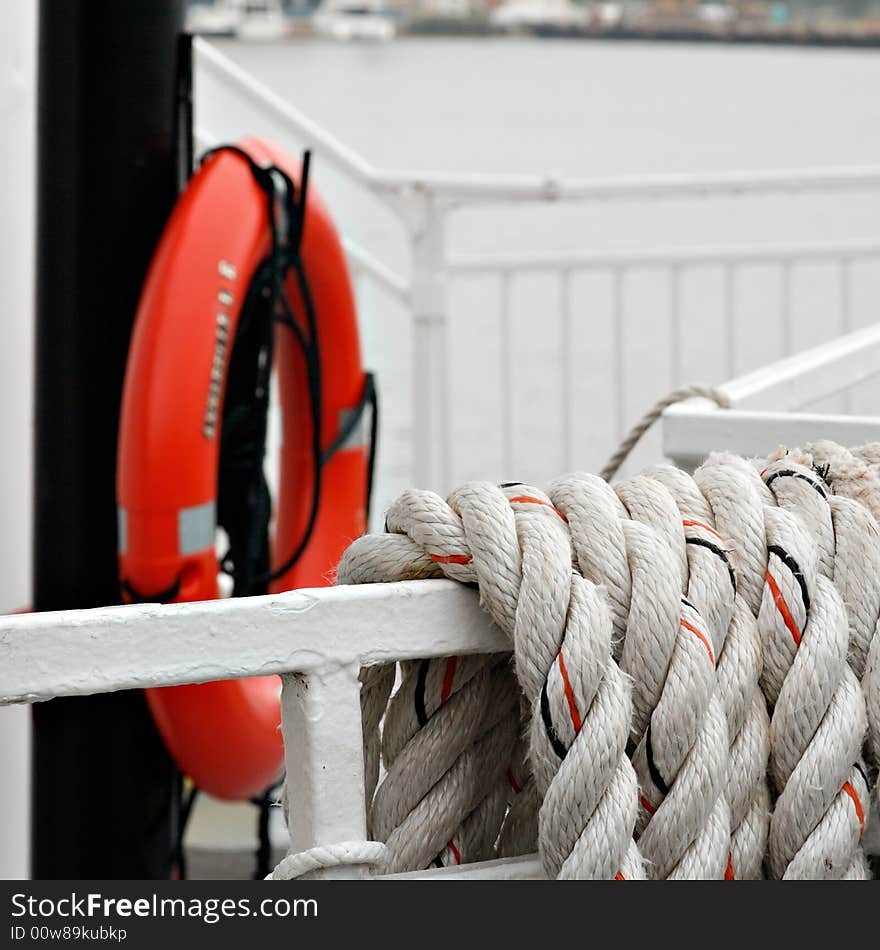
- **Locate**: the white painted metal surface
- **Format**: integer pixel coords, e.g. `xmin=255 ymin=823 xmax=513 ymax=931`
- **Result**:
xmin=0 ymin=580 xmax=516 ymax=879
xmin=0 ymin=0 xmax=36 ymax=880
xmin=0 ymin=581 xmax=506 ymax=705
xmin=663 ymin=324 xmax=880 ymax=470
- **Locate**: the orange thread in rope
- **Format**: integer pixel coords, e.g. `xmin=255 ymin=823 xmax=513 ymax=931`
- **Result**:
xmin=842 ymin=781 xmax=865 ymax=839
xmin=430 ymin=553 xmax=472 ymax=565
xmin=558 ymin=652 xmax=582 ymax=734
xmin=765 ymin=570 xmax=802 ymax=646
xmin=680 ymin=617 xmax=716 ymax=666
xmin=440 ymin=656 xmax=458 ymax=705
xmin=682 ymin=519 xmax=724 ymax=542
xmin=508 ymin=496 xmax=567 ymax=522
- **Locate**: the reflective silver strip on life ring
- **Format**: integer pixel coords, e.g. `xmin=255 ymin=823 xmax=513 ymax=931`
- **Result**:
xmin=116 ymin=502 xmax=215 ymax=556
xmin=117 ymin=507 xmax=128 ymax=555
xmin=178 ymin=500 xmax=216 ymax=555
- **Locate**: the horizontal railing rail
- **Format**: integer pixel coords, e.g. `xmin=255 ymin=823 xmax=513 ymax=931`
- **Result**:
xmin=662 ymin=323 xmax=880 ymax=469
xmin=446 ymin=239 xmax=880 ymax=274
xmin=0 ymin=580 xmax=518 ymax=880
xmin=0 ymin=580 xmax=503 ymax=706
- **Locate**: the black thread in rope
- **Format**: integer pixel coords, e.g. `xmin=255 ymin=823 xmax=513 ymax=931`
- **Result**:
xmin=645 ymin=721 xmax=669 ymax=796
xmin=765 ymin=468 xmax=828 ymax=500
xmin=414 ymin=659 xmax=431 ymax=728
xmin=767 ymin=544 xmax=811 ymax=614
xmin=540 ymin=679 xmax=568 ymax=761
xmin=684 ymin=536 xmax=737 ymax=595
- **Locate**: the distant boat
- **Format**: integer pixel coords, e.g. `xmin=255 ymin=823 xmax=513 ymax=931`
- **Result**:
xmin=237 ymin=0 xmax=288 ymax=41
xmin=489 ymin=0 xmax=588 ymax=32
xmin=312 ymin=1 xmax=397 ymax=41
xmin=186 ymin=0 xmax=243 ymax=36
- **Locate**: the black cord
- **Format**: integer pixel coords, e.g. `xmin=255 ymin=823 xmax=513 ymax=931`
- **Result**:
xmin=203 ymin=145 xmax=376 ymax=592
xmin=251 ymin=784 xmax=282 ymax=880
xmin=365 ymin=374 xmax=379 ymax=525
xmin=120 ymin=576 xmax=182 ymax=604
xmin=174 ymin=784 xmax=200 ymax=880
xmin=174 ymin=33 xmax=194 ymax=194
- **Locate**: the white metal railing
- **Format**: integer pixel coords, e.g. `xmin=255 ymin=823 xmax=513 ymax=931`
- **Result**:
xmin=192 ymin=38 xmax=880 ymax=506
xmin=663 ymin=322 xmax=880 ymax=469
xmin=3 ymin=328 xmax=879 ymax=880
xmin=0 ymin=579 xmax=540 ymax=880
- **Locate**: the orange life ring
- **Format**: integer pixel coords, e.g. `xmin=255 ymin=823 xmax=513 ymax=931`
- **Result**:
xmin=117 ymin=138 xmax=372 ymax=800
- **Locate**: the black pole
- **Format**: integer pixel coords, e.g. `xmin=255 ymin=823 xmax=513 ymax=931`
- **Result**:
xmin=33 ymin=0 xmax=186 ymax=879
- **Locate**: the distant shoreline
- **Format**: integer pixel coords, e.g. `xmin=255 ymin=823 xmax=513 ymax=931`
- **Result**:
xmin=404 ymin=20 xmax=880 ymax=48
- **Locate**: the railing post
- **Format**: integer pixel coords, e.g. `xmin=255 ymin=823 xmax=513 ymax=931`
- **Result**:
xmin=280 ymin=664 xmax=370 ymax=879
xmin=410 ymin=194 xmax=449 ymax=492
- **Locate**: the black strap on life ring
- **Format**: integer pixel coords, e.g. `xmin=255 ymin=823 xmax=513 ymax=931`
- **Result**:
xmin=199 ymin=145 xmax=378 ymax=596
xmin=120 ymin=576 xmax=183 ymax=605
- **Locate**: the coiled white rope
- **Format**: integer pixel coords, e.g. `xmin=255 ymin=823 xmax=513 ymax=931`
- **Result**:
xmin=776 ymin=441 xmax=880 ymax=787
xmin=637 ymin=463 xmax=770 ymax=878
xmin=272 ymin=428 xmax=880 ymax=880
xmin=548 ymin=472 xmax=730 ymax=878
xmin=345 ymin=484 xmax=645 ymax=879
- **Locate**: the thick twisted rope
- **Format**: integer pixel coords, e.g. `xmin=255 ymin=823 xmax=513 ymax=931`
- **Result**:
xmin=338 ymin=538 xmax=520 ymax=873
xmin=759 ymin=500 xmax=868 ymax=877
xmin=545 ymin=472 xmax=730 ymax=878
xmin=771 ymin=442 xmax=880 ymax=792
xmin=273 ymin=433 xmax=880 ymax=880
xmin=642 ymin=463 xmax=771 ymax=879
xmin=677 ymin=450 xmax=871 ymax=877
xmin=336 ymin=447 xmax=880 ymax=878
xmin=344 ymin=483 xmax=645 ymax=879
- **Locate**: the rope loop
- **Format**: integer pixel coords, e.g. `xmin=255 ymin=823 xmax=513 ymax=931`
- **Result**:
xmin=268 ymin=841 xmax=388 ymax=881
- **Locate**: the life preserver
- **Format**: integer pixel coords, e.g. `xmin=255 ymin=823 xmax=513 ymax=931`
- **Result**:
xmin=117 ymin=138 xmax=372 ymax=800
